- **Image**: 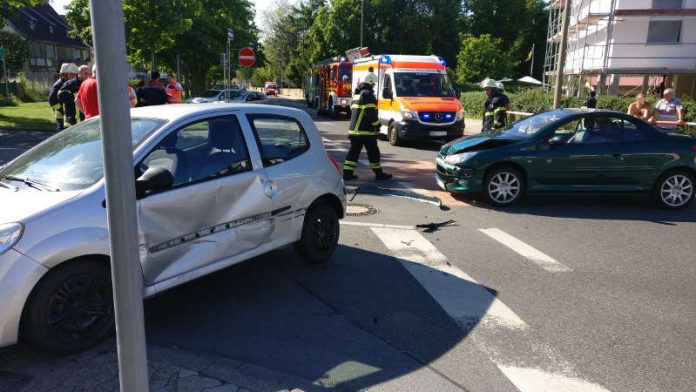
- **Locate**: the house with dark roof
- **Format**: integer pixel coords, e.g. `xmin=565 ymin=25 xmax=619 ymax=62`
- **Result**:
xmin=2 ymin=4 xmax=91 ymax=76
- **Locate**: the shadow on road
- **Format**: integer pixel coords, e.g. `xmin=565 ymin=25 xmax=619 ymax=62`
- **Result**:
xmin=143 ymin=244 xmax=495 ymax=390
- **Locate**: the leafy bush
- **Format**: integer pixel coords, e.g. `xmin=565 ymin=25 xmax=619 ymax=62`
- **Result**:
xmin=0 ymin=96 xmax=18 ymax=106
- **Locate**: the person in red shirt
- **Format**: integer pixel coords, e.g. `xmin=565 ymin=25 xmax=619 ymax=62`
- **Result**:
xmin=76 ymin=65 xmax=99 ymax=119
xmin=146 ymin=71 xmax=164 ymax=87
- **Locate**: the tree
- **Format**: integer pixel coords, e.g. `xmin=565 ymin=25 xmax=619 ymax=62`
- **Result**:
xmin=66 ymin=0 xmax=199 ymax=68
xmin=0 ymin=0 xmax=43 ymax=27
xmin=0 ymin=31 xmax=29 ymax=72
xmin=157 ymin=0 xmax=258 ymax=94
xmin=455 ymin=34 xmax=515 ymax=84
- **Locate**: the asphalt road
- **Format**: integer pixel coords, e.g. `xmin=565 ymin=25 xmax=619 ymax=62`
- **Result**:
xmin=1 ymin=98 xmax=694 ymax=391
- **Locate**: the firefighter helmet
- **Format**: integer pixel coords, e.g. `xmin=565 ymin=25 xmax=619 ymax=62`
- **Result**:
xmin=480 ymin=78 xmax=498 ymax=89
xmin=364 ymin=72 xmax=378 ymax=85
xmin=496 ymin=81 xmax=505 ymax=91
xmin=60 ymin=63 xmax=78 ymax=74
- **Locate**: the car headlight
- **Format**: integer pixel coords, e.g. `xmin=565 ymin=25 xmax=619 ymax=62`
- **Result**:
xmin=0 ymin=223 xmax=23 ymax=255
xmin=444 ymin=151 xmax=477 ymax=165
xmin=455 ymin=110 xmax=464 ymax=121
xmin=401 ymin=110 xmax=417 ymax=120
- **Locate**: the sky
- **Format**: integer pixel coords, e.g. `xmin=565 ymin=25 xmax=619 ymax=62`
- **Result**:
xmin=49 ymin=0 xmax=272 ymax=28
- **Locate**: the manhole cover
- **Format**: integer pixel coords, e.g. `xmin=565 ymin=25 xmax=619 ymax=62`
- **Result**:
xmin=346 ymin=202 xmax=378 ymax=216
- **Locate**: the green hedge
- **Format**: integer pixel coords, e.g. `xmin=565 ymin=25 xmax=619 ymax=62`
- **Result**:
xmin=461 ymin=88 xmax=695 ymax=135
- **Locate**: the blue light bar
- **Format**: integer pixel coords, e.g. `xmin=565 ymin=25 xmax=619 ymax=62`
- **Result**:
xmin=444 ymin=113 xmax=453 ymax=120
xmin=380 ymin=55 xmax=392 ymax=65
xmin=423 ymin=114 xmax=431 ymax=119
xmin=438 ymin=57 xmax=446 ymax=67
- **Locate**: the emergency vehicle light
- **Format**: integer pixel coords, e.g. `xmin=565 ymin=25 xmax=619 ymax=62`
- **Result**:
xmin=445 ymin=113 xmax=453 ymax=120
xmin=438 ymin=57 xmax=446 ymax=67
xmin=380 ymin=55 xmax=392 ymax=65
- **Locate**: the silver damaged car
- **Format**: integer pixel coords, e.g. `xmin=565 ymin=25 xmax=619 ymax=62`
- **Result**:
xmin=0 ymin=104 xmax=346 ymax=352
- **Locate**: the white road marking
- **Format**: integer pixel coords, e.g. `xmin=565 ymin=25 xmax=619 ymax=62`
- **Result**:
xmin=371 ymin=227 xmax=527 ymax=330
xmin=340 ymin=221 xmax=414 ymax=230
xmin=365 ymin=225 xmax=609 ymax=392
xmin=478 ymin=228 xmax=572 ymax=272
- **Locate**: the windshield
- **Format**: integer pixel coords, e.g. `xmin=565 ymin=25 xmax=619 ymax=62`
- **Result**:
xmin=199 ymin=90 xmax=221 ymax=98
xmin=499 ymin=110 xmax=568 ymax=138
xmin=0 ymin=118 xmax=164 ymax=191
xmin=266 ymin=84 xmax=277 ymax=89
xmin=394 ymin=72 xmax=456 ymax=97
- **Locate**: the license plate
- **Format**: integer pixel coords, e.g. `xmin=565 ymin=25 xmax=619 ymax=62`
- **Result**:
xmin=430 ymin=131 xmax=447 ymax=137
xmin=436 ymin=176 xmax=446 ymax=190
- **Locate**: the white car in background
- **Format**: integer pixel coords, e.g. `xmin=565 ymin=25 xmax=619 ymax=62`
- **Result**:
xmin=0 ymin=104 xmax=346 ymax=352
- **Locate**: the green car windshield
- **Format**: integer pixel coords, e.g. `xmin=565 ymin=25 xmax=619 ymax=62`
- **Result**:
xmin=499 ymin=110 xmax=568 ymax=138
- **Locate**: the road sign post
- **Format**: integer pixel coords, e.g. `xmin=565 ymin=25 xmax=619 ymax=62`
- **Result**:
xmin=238 ymin=47 xmax=255 ymax=68
xmin=89 ymin=0 xmax=149 ymax=390
xmin=0 ymin=48 xmax=8 ymax=98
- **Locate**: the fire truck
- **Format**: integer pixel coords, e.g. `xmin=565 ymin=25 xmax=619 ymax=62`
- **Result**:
xmin=303 ymin=56 xmax=353 ymax=118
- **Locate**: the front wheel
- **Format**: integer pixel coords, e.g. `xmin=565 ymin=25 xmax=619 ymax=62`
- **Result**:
xmin=483 ymin=167 xmax=525 ymax=207
xmin=653 ymin=170 xmax=695 ymax=209
xmin=295 ymin=204 xmax=340 ymax=265
xmin=388 ymin=123 xmax=402 ymax=146
xmin=21 ymin=260 xmax=114 ymax=353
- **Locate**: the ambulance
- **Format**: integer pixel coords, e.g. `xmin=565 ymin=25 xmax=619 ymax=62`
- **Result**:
xmin=352 ymin=55 xmax=464 ymax=145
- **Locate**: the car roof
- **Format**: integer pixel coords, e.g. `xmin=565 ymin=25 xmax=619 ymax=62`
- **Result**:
xmin=130 ymin=103 xmax=301 ymax=123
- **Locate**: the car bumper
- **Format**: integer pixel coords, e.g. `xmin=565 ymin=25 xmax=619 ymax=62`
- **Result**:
xmin=434 ymin=156 xmax=483 ymax=193
xmin=0 ymin=249 xmax=47 ymax=348
xmin=394 ymin=119 xmax=464 ymax=141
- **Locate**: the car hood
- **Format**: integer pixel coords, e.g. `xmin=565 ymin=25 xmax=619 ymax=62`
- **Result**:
xmin=440 ymin=133 xmax=522 ymax=156
xmin=0 ymin=187 xmax=81 ymax=223
xmin=399 ymin=97 xmax=461 ymax=112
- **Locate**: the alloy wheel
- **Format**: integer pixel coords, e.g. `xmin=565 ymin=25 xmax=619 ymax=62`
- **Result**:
xmin=310 ymin=213 xmax=338 ymax=250
xmin=660 ymin=174 xmax=693 ymax=208
xmin=487 ymin=171 xmax=521 ymax=204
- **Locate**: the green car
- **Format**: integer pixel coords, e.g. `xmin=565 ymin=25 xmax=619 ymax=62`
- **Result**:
xmin=436 ymin=109 xmax=696 ymax=209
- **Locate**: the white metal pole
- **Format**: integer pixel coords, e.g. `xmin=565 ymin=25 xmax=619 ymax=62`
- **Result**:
xmin=530 ymin=43 xmax=535 ymax=76
xmin=2 ymin=58 xmax=9 ymax=97
xmin=360 ymin=0 xmax=364 ymax=48
xmin=553 ymin=0 xmax=571 ymax=109
xmin=88 ymin=1 xmax=149 ymax=391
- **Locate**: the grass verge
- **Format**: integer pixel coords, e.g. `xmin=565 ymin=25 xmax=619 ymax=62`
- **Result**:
xmin=0 ymin=102 xmax=55 ymax=130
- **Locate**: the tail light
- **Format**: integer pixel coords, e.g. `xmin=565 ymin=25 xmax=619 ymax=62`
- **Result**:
xmin=327 ymin=153 xmax=342 ymax=175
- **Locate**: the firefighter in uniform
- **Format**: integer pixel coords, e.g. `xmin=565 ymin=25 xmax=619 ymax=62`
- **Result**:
xmin=48 ymin=63 xmax=78 ymax=131
xmin=342 ymin=74 xmax=392 ymax=181
xmin=481 ymin=78 xmax=507 ymax=132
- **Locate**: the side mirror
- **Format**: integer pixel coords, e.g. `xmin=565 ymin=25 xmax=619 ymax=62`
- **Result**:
xmin=135 ymin=166 xmax=174 ymax=197
xmin=454 ymin=87 xmax=461 ymax=99
xmin=548 ymin=135 xmax=565 ymax=145
xmin=382 ymin=88 xmax=393 ymax=100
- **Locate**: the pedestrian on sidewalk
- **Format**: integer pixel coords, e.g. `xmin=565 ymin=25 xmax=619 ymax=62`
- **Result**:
xmin=653 ymin=88 xmax=685 ymax=132
xmin=48 ymin=63 xmax=77 ymax=131
xmin=343 ymin=79 xmax=392 ymax=181
xmin=165 ymin=74 xmax=184 ymax=103
xmin=584 ymin=90 xmax=597 ymax=109
xmin=627 ymin=93 xmax=652 ymax=122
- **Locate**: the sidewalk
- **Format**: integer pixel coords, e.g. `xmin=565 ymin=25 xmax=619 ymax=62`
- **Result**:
xmin=0 ymin=340 xmax=322 ymax=392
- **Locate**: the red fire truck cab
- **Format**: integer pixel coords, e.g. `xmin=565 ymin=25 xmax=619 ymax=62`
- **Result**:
xmin=303 ymin=56 xmax=353 ymax=118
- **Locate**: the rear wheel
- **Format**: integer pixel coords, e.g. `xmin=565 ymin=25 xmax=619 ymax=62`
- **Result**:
xmin=388 ymin=123 xmax=402 ymax=146
xmin=22 ymin=260 xmax=114 ymax=353
xmin=295 ymin=204 xmax=340 ymax=265
xmin=484 ymin=167 xmax=525 ymax=207
xmin=653 ymin=170 xmax=694 ymax=209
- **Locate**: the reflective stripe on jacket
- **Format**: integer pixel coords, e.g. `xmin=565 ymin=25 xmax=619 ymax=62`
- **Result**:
xmin=349 ymin=85 xmax=380 ymax=136
xmin=482 ymin=93 xmax=507 ymax=131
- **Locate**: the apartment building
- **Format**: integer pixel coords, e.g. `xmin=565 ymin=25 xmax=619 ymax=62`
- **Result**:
xmin=544 ymin=0 xmax=696 ymax=98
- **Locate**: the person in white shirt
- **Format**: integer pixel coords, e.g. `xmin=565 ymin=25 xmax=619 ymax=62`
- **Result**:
xmin=653 ymin=88 xmax=684 ymax=131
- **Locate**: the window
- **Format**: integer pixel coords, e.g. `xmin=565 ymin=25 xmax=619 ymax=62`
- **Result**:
xmin=652 ymin=0 xmax=682 ymax=9
xmin=622 ymin=119 xmax=650 ymax=142
xmin=647 ymin=20 xmax=682 ymax=43
xmin=140 ymin=116 xmax=250 ymax=188
xmin=567 ymin=116 xmax=623 ymax=144
xmin=248 ymin=116 xmax=309 ymax=167
xmin=382 ymin=74 xmax=392 ymax=99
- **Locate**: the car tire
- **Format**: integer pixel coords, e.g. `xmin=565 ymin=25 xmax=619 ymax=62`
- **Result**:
xmin=388 ymin=123 xmax=402 ymax=146
xmin=295 ymin=203 xmax=340 ymax=265
xmin=653 ymin=170 xmax=695 ymax=210
xmin=483 ymin=166 xmax=525 ymax=207
xmin=21 ymin=260 xmax=113 ymax=353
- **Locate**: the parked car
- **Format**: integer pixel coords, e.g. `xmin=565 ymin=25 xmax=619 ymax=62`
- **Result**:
xmin=264 ymin=82 xmax=278 ymax=96
xmin=0 ymin=104 xmax=346 ymax=352
xmin=185 ymin=88 xmax=240 ymax=103
xmin=436 ymin=109 xmax=696 ymax=209
xmin=222 ymin=90 xmax=267 ymax=103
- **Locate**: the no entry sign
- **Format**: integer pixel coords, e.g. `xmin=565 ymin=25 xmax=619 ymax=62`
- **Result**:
xmin=238 ymin=47 xmax=255 ymax=68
